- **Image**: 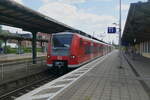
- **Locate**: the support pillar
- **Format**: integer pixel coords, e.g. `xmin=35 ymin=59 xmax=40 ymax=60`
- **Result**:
xmin=144 ymin=42 xmax=145 ymax=52
xmin=32 ymin=32 xmax=37 ymax=64
xmin=18 ymin=40 xmax=22 ymax=54
xmin=140 ymin=43 xmax=142 ymax=55
xmin=147 ymin=41 xmax=148 ymax=53
xmin=142 ymin=42 xmax=144 ymax=53
xmin=40 ymin=41 xmax=43 ymax=52
xmin=148 ymin=41 xmax=150 ymax=53
xmin=4 ymin=39 xmax=7 ymax=54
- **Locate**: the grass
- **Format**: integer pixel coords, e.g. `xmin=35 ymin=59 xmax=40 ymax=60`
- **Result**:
xmin=0 ymin=56 xmax=46 ymax=63
xmin=84 ymin=96 xmax=91 ymax=100
xmin=2 ymin=47 xmax=43 ymax=54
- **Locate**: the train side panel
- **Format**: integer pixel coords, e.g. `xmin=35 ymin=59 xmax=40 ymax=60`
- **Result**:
xmin=68 ymin=34 xmax=80 ymax=66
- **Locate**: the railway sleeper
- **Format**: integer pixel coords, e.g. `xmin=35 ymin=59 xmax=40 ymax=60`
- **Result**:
xmin=0 ymin=71 xmax=49 ymax=97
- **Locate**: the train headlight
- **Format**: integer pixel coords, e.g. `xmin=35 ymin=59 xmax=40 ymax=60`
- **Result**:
xmin=70 ymin=55 xmax=76 ymax=59
xmin=48 ymin=56 xmax=51 ymax=58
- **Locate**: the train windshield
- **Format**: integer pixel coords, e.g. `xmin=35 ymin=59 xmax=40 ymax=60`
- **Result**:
xmin=52 ymin=34 xmax=73 ymax=48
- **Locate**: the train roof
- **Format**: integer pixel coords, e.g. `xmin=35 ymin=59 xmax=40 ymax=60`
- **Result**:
xmin=53 ymin=30 xmax=111 ymax=46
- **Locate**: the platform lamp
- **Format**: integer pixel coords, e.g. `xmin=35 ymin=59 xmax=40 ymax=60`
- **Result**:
xmin=118 ymin=0 xmax=123 ymax=68
xmin=113 ymin=0 xmax=122 ymax=68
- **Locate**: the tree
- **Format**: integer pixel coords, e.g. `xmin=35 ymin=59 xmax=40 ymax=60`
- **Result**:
xmin=0 ymin=25 xmax=11 ymax=48
xmin=0 ymin=25 xmax=10 ymax=35
xmin=0 ymin=25 xmax=2 ymax=33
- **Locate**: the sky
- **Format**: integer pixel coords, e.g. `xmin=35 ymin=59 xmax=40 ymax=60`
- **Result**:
xmin=2 ymin=0 xmax=148 ymax=44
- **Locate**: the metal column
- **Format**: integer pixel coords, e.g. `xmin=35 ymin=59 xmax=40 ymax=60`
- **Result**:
xmin=32 ymin=32 xmax=37 ymax=64
xmin=40 ymin=41 xmax=44 ymax=52
xmin=119 ymin=0 xmax=122 ymax=68
xmin=18 ymin=40 xmax=22 ymax=54
xmin=4 ymin=39 xmax=7 ymax=54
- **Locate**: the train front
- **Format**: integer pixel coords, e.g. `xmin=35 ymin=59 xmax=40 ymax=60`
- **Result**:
xmin=47 ymin=33 xmax=74 ymax=72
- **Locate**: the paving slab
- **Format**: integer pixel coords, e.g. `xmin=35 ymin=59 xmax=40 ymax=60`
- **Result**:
xmin=125 ymin=53 xmax=150 ymax=89
xmin=16 ymin=50 xmax=150 ymax=100
xmin=53 ymin=50 xmax=150 ymax=100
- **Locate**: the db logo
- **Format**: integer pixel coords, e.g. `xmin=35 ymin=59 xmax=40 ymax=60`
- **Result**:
xmin=57 ymin=56 xmax=62 ymax=60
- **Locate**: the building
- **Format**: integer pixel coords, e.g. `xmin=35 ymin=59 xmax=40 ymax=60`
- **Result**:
xmin=7 ymin=32 xmax=51 ymax=52
xmin=122 ymin=2 xmax=150 ymax=58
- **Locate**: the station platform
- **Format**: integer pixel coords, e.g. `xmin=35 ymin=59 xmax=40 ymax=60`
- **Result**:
xmin=0 ymin=52 xmax=46 ymax=63
xmin=125 ymin=53 xmax=150 ymax=86
xmin=16 ymin=50 xmax=150 ymax=100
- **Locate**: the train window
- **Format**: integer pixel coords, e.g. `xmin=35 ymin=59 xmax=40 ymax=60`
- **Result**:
xmin=52 ymin=34 xmax=73 ymax=48
xmin=96 ymin=47 xmax=99 ymax=53
xmin=90 ymin=46 xmax=93 ymax=54
xmin=99 ymin=46 xmax=103 ymax=52
xmin=85 ymin=45 xmax=100 ymax=54
xmin=85 ymin=45 xmax=91 ymax=54
xmin=80 ymin=38 xmax=83 ymax=46
xmin=94 ymin=46 xmax=98 ymax=53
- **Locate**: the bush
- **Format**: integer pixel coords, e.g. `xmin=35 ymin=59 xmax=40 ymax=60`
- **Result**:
xmin=2 ymin=47 xmax=43 ymax=54
xmin=37 ymin=48 xmax=42 ymax=52
xmin=23 ymin=47 xmax=42 ymax=53
xmin=5 ymin=46 xmax=17 ymax=54
xmin=23 ymin=47 xmax=32 ymax=53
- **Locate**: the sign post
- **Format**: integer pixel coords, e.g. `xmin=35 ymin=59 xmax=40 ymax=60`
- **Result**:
xmin=119 ymin=0 xmax=123 ymax=68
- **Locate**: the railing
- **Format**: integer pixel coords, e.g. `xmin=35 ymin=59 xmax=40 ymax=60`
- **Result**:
xmin=0 ymin=58 xmax=47 ymax=84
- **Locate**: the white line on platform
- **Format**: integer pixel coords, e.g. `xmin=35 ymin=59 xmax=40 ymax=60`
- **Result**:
xmin=16 ymin=52 xmax=112 ymax=100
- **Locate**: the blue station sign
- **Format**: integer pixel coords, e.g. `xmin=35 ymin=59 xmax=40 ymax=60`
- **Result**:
xmin=107 ymin=27 xmax=116 ymax=33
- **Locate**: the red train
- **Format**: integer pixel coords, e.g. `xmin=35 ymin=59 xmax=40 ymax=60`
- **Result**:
xmin=47 ymin=32 xmax=113 ymax=72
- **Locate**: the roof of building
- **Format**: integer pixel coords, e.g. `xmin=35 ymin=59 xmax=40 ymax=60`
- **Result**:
xmin=122 ymin=2 xmax=150 ymax=45
xmin=0 ymin=0 xmax=109 ymax=45
xmin=0 ymin=0 xmax=76 ymax=33
xmin=0 ymin=34 xmax=48 ymax=42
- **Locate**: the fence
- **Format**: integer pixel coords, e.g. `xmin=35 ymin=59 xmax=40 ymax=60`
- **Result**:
xmin=0 ymin=58 xmax=47 ymax=84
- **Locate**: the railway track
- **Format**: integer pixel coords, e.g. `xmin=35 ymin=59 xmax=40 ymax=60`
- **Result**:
xmin=0 ymin=71 xmax=58 ymax=100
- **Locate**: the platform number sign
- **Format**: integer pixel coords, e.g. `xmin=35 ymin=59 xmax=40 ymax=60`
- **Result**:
xmin=107 ymin=27 xmax=116 ymax=34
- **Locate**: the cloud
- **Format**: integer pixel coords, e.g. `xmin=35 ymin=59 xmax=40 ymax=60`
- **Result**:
xmin=41 ymin=0 xmax=50 ymax=3
xmin=40 ymin=0 xmax=86 ymax=4
xmin=12 ymin=0 xmax=23 ymax=4
xmin=39 ymin=2 xmax=116 ymax=36
xmin=40 ymin=0 xmax=111 ymax=4
xmin=59 ymin=0 xmax=86 ymax=4
xmin=2 ymin=0 xmax=117 ymax=43
xmin=122 ymin=4 xmax=130 ymax=11
xmin=116 ymin=4 xmax=130 ymax=33
xmin=116 ymin=4 xmax=130 ymax=11
xmin=94 ymin=0 xmax=112 ymax=1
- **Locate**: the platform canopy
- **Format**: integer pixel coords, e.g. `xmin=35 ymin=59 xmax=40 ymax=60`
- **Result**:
xmin=0 ymin=0 xmax=109 ymax=63
xmin=0 ymin=0 xmax=76 ymax=33
xmin=122 ymin=2 xmax=150 ymax=45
